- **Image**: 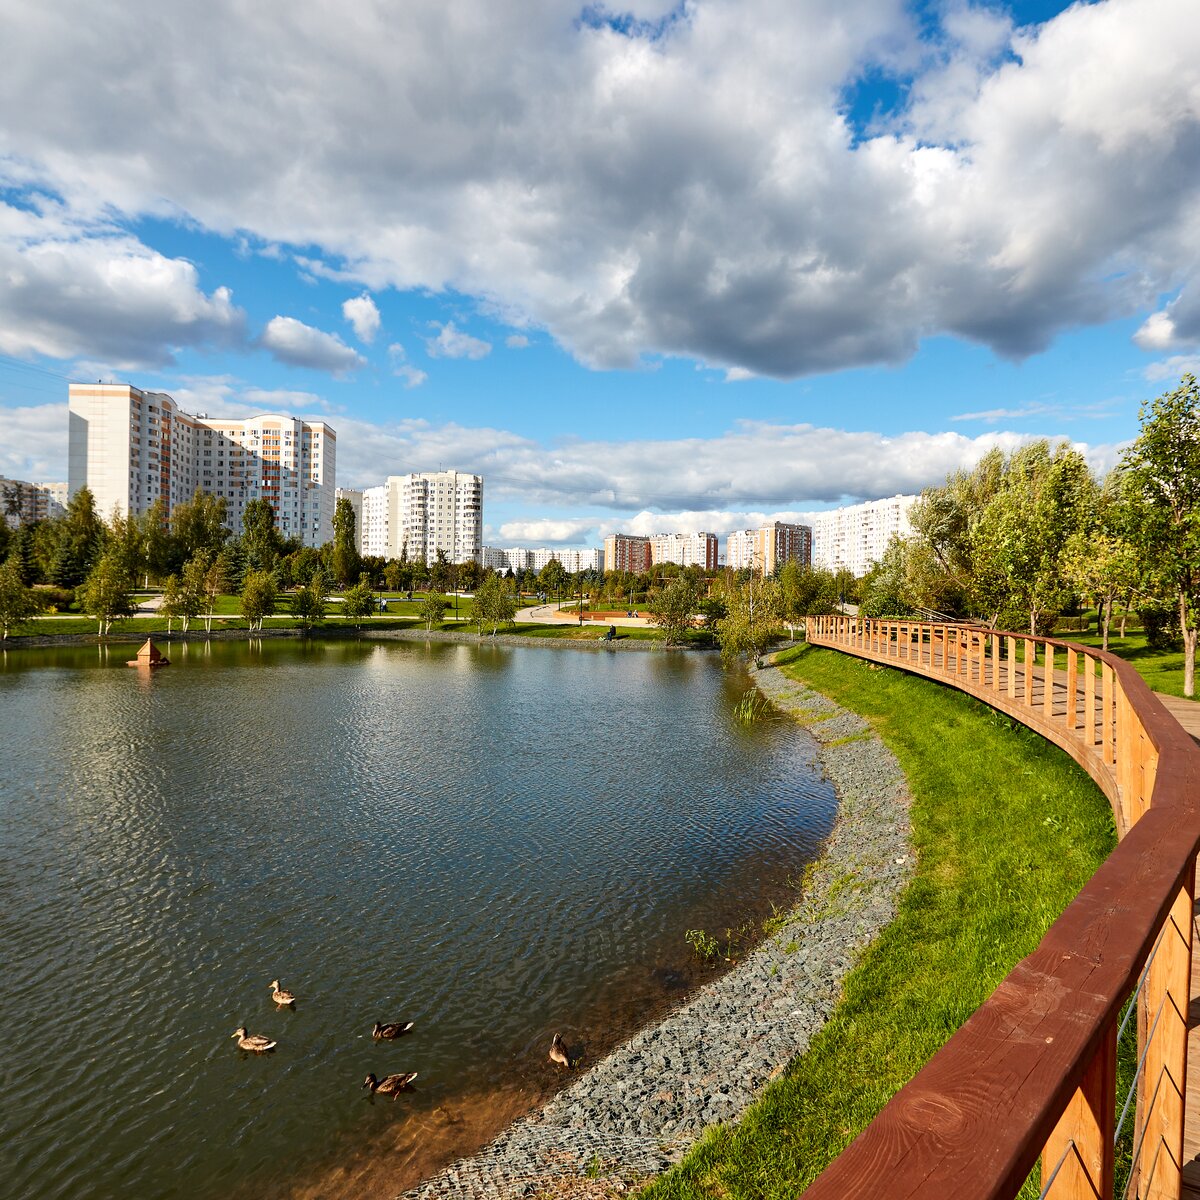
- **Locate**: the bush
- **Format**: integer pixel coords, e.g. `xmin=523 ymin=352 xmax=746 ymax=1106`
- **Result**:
xmin=1139 ymin=601 xmax=1182 ymax=650
xmin=33 ymin=585 xmax=75 ymax=613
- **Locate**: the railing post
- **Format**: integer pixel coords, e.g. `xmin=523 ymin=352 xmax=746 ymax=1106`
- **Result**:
xmin=1045 ymin=643 xmax=1055 ymax=721
xmin=1066 ymin=649 xmax=1078 ymax=731
xmin=1102 ymin=665 xmax=1114 ymax=765
xmin=1041 ymin=1023 xmax=1117 ymax=1200
xmin=1025 ymin=638 xmax=1035 ymax=707
xmin=991 ymin=633 xmax=1000 ymax=692
xmin=1007 ymin=635 xmax=1017 ymax=698
xmin=1085 ymin=654 xmax=1097 ymax=746
xmin=1141 ymin=874 xmax=1194 ymax=1200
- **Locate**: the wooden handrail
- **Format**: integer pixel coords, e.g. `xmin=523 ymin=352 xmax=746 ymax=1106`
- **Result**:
xmin=801 ymin=616 xmax=1200 ymax=1199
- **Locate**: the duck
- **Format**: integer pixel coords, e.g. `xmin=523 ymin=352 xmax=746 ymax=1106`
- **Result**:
xmin=232 ymin=1027 xmax=277 ymax=1052
xmin=549 ymin=1032 xmax=570 ymax=1069
xmin=372 ymin=1021 xmax=415 ymax=1040
xmin=269 ymin=979 xmax=296 ymax=1007
xmin=362 ymin=1071 xmax=418 ymax=1098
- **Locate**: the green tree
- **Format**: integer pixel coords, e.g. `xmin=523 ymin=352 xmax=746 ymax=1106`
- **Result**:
xmin=292 ymin=569 xmax=329 ymax=632
xmin=647 ymin=576 xmax=699 ymax=646
xmin=474 ymin=573 xmax=517 ymax=635
xmin=778 ymin=560 xmax=839 ymax=632
xmin=419 ymin=590 xmax=448 ymax=630
xmin=539 ymin=557 xmax=568 ymax=602
xmin=1121 ymin=374 xmax=1200 ymax=696
xmin=175 ymin=556 xmax=211 ymax=633
xmin=430 ymin=549 xmax=452 ymax=594
xmin=170 ymin=488 xmax=229 ymax=568
xmin=0 ymin=558 xmax=42 ymax=638
xmin=715 ymin=575 xmax=780 ymax=666
xmin=330 ymin=496 xmax=361 ymax=588
xmin=138 ymin=499 xmax=173 ymax=586
xmin=241 ymin=499 xmax=284 ymax=575
xmin=77 ymin=549 xmax=135 ymax=636
xmin=383 ymin=560 xmax=402 ymax=592
xmin=47 ymin=486 xmax=106 ymax=588
xmin=341 ymin=578 xmax=376 ymax=627
xmin=240 ymin=568 xmax=277 ymax=631
xmin=160 ymin=572 xmax=196 ymax=633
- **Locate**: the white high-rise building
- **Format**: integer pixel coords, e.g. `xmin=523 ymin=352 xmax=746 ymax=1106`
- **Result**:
xmin=68 ymin=383 xmax=337 ymax=546
xmin=799 ymin=495 xmax=917 ymax=577
xmin=649 ymin=532 xmax=719 ymax=570
xmin=726 ymin=522 xmax=811 ymax=574
xmin=483 ymin=546 xmax=603 ymax=573
xmin=355 ymin=471 xmax=482 ymax=564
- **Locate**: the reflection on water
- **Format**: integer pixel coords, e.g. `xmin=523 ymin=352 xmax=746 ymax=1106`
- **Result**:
xmin=0 ymin=639 xmax=835 ymax=1199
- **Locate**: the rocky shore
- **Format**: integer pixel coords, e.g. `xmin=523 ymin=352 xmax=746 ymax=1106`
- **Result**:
xmin=402 ymin=652 xmax=914 ymax=1199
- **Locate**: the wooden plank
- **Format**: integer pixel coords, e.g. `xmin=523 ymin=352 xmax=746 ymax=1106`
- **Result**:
xmin=1041 ymin=1022 xmax=1116 ymax=1200
xmin=1085 ymin=656 xmax=1097 ymax=747
xmin=1025 ymin=639 xmax=1035 ymax=708
xmin=1067 ymin=650 xmax=1078 ymax=732
xmin=1045 ymin=644 xmax=1055 ymax=722
xmin=1104 ymin=665 xmax=1115 ymax=765
xmin=1007 ymin=636 xmax=1017 ymax=699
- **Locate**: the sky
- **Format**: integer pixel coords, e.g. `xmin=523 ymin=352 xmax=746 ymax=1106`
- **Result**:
xmin=1 ymin=0 xmax=1198 ymax=548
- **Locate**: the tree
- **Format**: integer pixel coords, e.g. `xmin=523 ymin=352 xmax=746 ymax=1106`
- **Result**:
xmin=138 ymin=499 xmax=173 ymax=586
xmin=419 ymin=590 xmax=449 ymax=630
xmin=48 ymin=486 xmax=106 ymax=588
xmin=174 ymin=557 xmax=210 ymax=633
xmin=1121 ymin=374 xmax=1200 ymax=696
xmin=383 ymin=560 xmax=402 ymax=592
xmin=539 ymin=557 xmax=568 ymax=602
xmin=292 ymin=569 xmax=328 ymax=631
xmin=778 ymin=560 xmax=839 ymax=632
xmin=241 ymin=499 xmax=285 ymax=575
xmin=240 ymin=569 xmax=277 ymax=631
xmin=647 ymin=576 xmax=699 ymax=646
xmin=474 ymin=573 xmax=517 ymax=635
xmin=715 ymin=575 xmax=780 ymax=666
xmin=77 ymin=550 xmax=135 ymax=636
xmin=330 ymin=496 xmax=361 ymax=588
xmin=0 ymin=559 xmax=42 ymax=638
xmin=430 ymin=549 xmax=452 ymax=594
xmin=341 ymin=578 xmax=376 ymax=628
xmin=170 ymin=488 xmax=228 ymax=568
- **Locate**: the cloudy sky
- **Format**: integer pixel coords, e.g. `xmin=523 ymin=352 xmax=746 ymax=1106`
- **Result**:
xmin=1 ymin=0 xmax=1197 ymax=545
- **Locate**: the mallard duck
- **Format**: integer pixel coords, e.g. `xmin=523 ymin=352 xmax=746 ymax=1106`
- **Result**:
xmin=232 ymin=1027 xmax=276 ymax=1052
xmin=372 ymin=1021 xmax=414 ymax=1040
xmin=269 ymin=979 xmax=296 ymax=1007
xmin=549 ymin=1032 xmax=570 ymax=1068
xmin=362 ymin=1071 xmax=418 ymax=1097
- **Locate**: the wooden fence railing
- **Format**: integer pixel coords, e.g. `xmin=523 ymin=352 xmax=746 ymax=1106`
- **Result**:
xmin=801 ymin=616 xmax=1200 ymax=1199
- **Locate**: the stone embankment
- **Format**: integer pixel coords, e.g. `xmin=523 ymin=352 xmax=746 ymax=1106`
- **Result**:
xmin=403 ymin=654 xmax=914 ymax=1199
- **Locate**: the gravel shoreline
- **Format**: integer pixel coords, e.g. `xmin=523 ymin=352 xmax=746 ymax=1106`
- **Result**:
xmin=402 ymin=652 xmax=914 ymax=1199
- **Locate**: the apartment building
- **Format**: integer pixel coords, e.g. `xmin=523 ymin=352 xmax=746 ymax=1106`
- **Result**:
xmin=0 ymin=477 xmax=67 ymax=527
xmin=649 ymin=531 xmax=719 ymax=570
xmin=800 ymin=495 xmax=917 ymax=577
xmin=484 ymin=546 xmax=604 ymax=573
xmin=726 ymin=521 xmax=812 ymax=574
xmin=603 ymin=533 xmax=652 ymax=574
xmin=67 ymin=383 xmax=336 ymax=545
xmin=354 ymin=471 xmax=482 ymax=564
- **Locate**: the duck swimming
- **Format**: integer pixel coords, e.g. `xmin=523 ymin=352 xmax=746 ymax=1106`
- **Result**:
xmin=362 ymin=1071 xmax=418 ymax=1097
xmin=269 ymin=980 xmax=296 ymax=1007
xmin=372 ymin=1021 xmax=414 ymax=1040
xmin=232 ymin=1027 xmax=276 ymax=1052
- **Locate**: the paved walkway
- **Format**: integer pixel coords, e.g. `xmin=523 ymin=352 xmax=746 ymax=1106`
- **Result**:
xmin=514 ymin=603 xmax=652 ymax=628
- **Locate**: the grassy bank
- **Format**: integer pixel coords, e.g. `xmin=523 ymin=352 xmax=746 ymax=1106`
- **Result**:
xmin=641 ymin=643 xmax=1117 ymax=1200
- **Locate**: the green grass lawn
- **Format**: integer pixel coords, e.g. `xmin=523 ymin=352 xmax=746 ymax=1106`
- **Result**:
xmin=640 ymin=643 xmax=1117 ymax=1200
xmin=1064 ymin=626 xmax=1192 ymax=699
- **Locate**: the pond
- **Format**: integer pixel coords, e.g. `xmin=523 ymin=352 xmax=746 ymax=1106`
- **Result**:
xmin=0 ymin=638 xmax=836 ymax=1199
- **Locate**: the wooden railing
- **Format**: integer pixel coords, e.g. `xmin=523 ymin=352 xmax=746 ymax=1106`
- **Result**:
xmin=801 ymin=616 xmax=1200 ymax=1199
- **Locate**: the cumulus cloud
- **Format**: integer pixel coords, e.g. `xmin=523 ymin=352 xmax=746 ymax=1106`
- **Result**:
xmin=5 ymin=1 xmax=1198 ymax=377
xmin=260 ymin=316 xmax=365 ymax=375
xmin=342 ymin=292 xmax=381 ymax=343
xmin=387 ymin=342 xmax=427 ymax=388
xmin=505 ymin=334 xmax=530 ymax=349
xmin=0 ymin=204 xmax=245 ymax=368
xmin=498 ymin=518 xmax=598 ymax=544
xmin=0 ymin=402 xmax=68 ymax=481
xmin=1142 ymin=354 xmax=1200 ymax=382
xmin=425 ymin=321 xmax=492 ymax=361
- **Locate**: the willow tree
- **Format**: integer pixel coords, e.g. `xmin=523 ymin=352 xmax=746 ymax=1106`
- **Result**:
xmin=1121 ymin=374 xmax=1200 ymax=696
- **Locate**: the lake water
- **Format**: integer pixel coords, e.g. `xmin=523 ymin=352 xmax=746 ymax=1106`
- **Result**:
xmin=0 ymin=638 xmax=836 ymax=1199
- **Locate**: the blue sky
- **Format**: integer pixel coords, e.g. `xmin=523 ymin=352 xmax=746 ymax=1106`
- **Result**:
xmin=1 ymin=0 xmax=1197 ymax=546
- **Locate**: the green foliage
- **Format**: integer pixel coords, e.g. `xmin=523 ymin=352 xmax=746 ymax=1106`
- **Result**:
xmin=0 ymin=559 xmax=43 ymax=638
xmin=647 ymin=576 xmax=699 ymax=645
xmin=684 ymin=928 xmax=719 ymax=964
xmin=169 ymin=489 xmax=229 ymax=569
xmin=330 ymin=496 xmax=362 ymax=588
xmin=292 ymin=569 xmax=329 ymax=631
xmin=474 ymin=573 xmax=518 ymax=635
xmin=240 ymin=568 xmax=277 ymax=631
xmin=341 ymin=578 xmax=376 ymax=626
xmin=77 ymin=549 xmax=136 ymax=636
xmin=419 ymin=589 xmax=449 ymax=630
xmin=1121 ymin=373 xmax=1200 ymax=696
xmin=715 ymin=575 xmax=780 ymax=666
xmin=241 ymin=499 xmax=285 ymax=576
xmin=777 ymin=560 xmax=838 ymax=628
xmin=538 ymin=556 xmax=569 ymax=598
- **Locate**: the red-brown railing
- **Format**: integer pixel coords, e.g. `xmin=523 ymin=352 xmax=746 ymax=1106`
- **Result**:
xmin=802 ymin=616 xmax=1200 ymax=1200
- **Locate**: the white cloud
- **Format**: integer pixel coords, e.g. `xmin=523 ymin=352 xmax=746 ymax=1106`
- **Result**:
xmin=342 ymin=292 xmax=381 ymax=343
xmin=498 ymin=518 xmax=597 ymax=544
xmin=1142 ymin=354 xmax=1200 ymax=382
xmin=425 ymin=321 xmax=492 ymax=361
xmin=11 ymin=1 xmax=1199 ymax=377
xmin=725 ymin=367 xmax=756 ymax=382
xmin=387 ymin=342 xmax=428 ymax=388
xmin=0 ymin=204 xmax=245 ymax=369
xmin=505 ymin=334 xmax=530 ymax=349
xmin=260 ymin=316 xmax=365 ymax=375
xmin=0 ymin=402 xmax=68 ymax=481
